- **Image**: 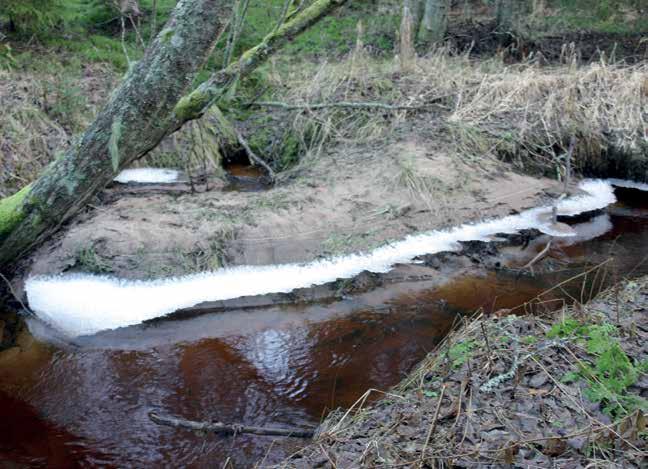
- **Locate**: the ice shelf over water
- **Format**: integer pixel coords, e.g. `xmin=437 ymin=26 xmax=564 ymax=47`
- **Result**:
xmin=26 ymin=179 xmax=627 ymax=337
xmin=113 ymin=168 xmax=182 ymax=184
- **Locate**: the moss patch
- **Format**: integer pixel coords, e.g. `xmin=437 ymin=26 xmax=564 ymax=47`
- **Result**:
xmin=0 ymin=185 xmax=31 ymax=238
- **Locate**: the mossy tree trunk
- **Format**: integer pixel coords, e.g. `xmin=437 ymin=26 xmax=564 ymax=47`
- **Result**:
xmin=417 ymin=0 xmax=449 ymax=45
xmin=0 ymin=0 xmax=349 ymax=268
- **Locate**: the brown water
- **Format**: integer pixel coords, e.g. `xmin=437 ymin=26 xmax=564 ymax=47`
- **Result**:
xmin=223 ymin=163 xmax=270 ymax=192
xmin=0 ymin=186 xmax=647 ymax=467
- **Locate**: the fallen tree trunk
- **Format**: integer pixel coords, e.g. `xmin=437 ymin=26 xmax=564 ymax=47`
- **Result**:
xmin=0 ymin=0 xmax=349 ymax=268
xmin=149 ymin=412 xmax=315 ymax=438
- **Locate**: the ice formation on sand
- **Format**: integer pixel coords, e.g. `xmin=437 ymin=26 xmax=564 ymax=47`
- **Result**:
xmin=113 ymin=168 xmax=182 ymax=184
xmin=26 ymin=179 xmax=623 ymax=337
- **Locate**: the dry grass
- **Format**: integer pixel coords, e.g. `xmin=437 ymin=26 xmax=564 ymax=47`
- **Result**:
xmin=2 ymin=48 xmax=646 ymax=198
xmin=0 ymin=62 xmax=116 ymax=197
xmin=0 ymin=61 xmax=226 ymax=198
xmin=265 ymin=49 xmax=647 ymax=179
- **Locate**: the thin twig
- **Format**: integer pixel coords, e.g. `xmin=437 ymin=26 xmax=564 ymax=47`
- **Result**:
xmin=420 ymin=384 xmax=447 ymax=467
xmin=522 ymin=239 xmax=552 ymax=271
xmin=251 ymin=98 xmax=450 ymax=111
xmin=149 ymin=0 xmax=158 ymax=44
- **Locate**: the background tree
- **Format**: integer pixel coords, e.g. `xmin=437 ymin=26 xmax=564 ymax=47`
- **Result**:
xmin=418 ymin=0 xmax=449 ymax=44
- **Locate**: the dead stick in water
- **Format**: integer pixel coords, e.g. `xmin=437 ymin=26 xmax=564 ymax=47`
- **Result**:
xmin=234 ymin=129 xmax=276 ymax=181
xmin=522 ymin=239 xmax=552 ymax=273
xmin=564 ymin=135 xmax=575 ymax=194
xmin=149 ymin=412 xmax=315 ymax=438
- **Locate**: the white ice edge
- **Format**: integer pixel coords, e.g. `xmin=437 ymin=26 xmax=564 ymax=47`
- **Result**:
xmin=26 ymin=179 xmax=624 ymax=338
xmin=113 ymin=168 xmax=182 ymax=184
xmin=607 ymin=178 xmax=648 ymax=192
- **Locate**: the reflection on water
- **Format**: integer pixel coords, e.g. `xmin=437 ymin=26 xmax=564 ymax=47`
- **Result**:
xmin=1 ymin=186 xmax=647 ymax=467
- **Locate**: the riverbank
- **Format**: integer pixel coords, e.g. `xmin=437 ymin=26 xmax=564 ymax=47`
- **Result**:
xmin=283 ymin=274 xmax=648 ymax=467
xmin=13 ymin=53 xmax=645 ymax=285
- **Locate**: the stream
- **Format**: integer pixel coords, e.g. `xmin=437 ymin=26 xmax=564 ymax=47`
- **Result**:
xmin=0 ymin=183 xmax=647 ymax=467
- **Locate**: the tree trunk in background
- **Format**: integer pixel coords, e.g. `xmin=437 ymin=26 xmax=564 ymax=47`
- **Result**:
xmin=0 ymin=0 xmax=349 ymax=268
xmin=418 ymin=0 xmax=449 ymax=45
xmin=399 ymin=4 xmax=416 ymax=73
xmin=404 ymin=0 xmax=424 ymax=35
xmin=495 ymin=0 xmax=515 ymax=31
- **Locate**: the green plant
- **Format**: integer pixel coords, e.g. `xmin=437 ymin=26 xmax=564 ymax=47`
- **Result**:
xmin=0 ymin=0 xmax=64 ymax=34
xmin=448 ymin=339 xmax=476 ymax=369
xmin=75 ymin=245 xmax=112 ymax=273
xmin=0 ymin=42 xmax=16 ymax=71
xmin=549 ymin=317 xmax=647 ymax=418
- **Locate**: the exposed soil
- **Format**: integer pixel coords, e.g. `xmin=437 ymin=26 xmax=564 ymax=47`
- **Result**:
xmin=25 ymin=128 xmax=560 ymax=281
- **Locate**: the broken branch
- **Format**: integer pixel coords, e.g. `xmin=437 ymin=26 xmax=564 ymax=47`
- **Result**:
xmin=251 ymin=99 xmax=449 ymax=111
xmin=234 ymin=129 xmax=276 ymax=181
xmin=149 ymin=412 xmax=315 ymax=438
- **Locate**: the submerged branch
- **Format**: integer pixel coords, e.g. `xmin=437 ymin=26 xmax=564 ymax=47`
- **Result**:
xmin=149 ymin=412 xmax=315 ymax=438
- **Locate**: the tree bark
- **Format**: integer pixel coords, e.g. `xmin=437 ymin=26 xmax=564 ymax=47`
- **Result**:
xmin=417 ymin=0 xmax=449 ymax=44
xmin=495 ymin=0 xmax=515 ymax=31
xmin=404 ymin=0 xmax=424 ymax=34
xmin=0 ymin=0 xmax=349 ymax=268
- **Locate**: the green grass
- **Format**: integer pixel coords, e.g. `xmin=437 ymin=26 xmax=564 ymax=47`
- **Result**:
xmin=75 ymin=245 xmax=113 ymax=274
xmin=549 ymin=317 xmax=648 ymax=419
xmin=541 ymin=0 xmax=647 ymax=35
xmin=3 ymin=0 xmax=400 ymax=72
xmin=448 ymin=339 xmax=476 ymax=369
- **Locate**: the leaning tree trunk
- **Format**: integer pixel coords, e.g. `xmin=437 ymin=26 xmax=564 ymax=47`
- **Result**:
xmin=0 ymin=0 xmax=349 ymax=268
xmin=417 ymin=0 xmax=449 ymax=44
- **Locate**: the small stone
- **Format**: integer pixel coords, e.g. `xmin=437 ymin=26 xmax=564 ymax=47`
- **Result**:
xmin=528 ymin=373 xmax=548 ymax=388
xmin=567 ymin=437 xmax=587 ymax=451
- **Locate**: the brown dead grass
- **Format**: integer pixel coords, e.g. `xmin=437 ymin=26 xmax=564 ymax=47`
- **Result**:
xmin=265 ymin=49 xmax=647 ymax=180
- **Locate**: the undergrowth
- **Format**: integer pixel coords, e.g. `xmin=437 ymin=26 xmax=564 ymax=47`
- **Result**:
xmin=549 ymin=317 xmax=648 ymax=418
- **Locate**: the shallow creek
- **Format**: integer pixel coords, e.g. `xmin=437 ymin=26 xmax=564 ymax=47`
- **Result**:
xmin=1 ymin=184 xmax=647 ymax=467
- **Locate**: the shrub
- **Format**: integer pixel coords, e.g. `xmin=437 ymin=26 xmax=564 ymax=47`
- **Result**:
xmin=0 ymin=0 xmax=64 ymax=34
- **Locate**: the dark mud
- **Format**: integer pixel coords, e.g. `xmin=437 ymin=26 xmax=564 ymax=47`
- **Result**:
xmin=449 ymin=20 xmax=648 ymax=64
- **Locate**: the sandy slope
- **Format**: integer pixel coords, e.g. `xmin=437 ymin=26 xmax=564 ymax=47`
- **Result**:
xmin=27 ymin=134 xmax=559 ymax=280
